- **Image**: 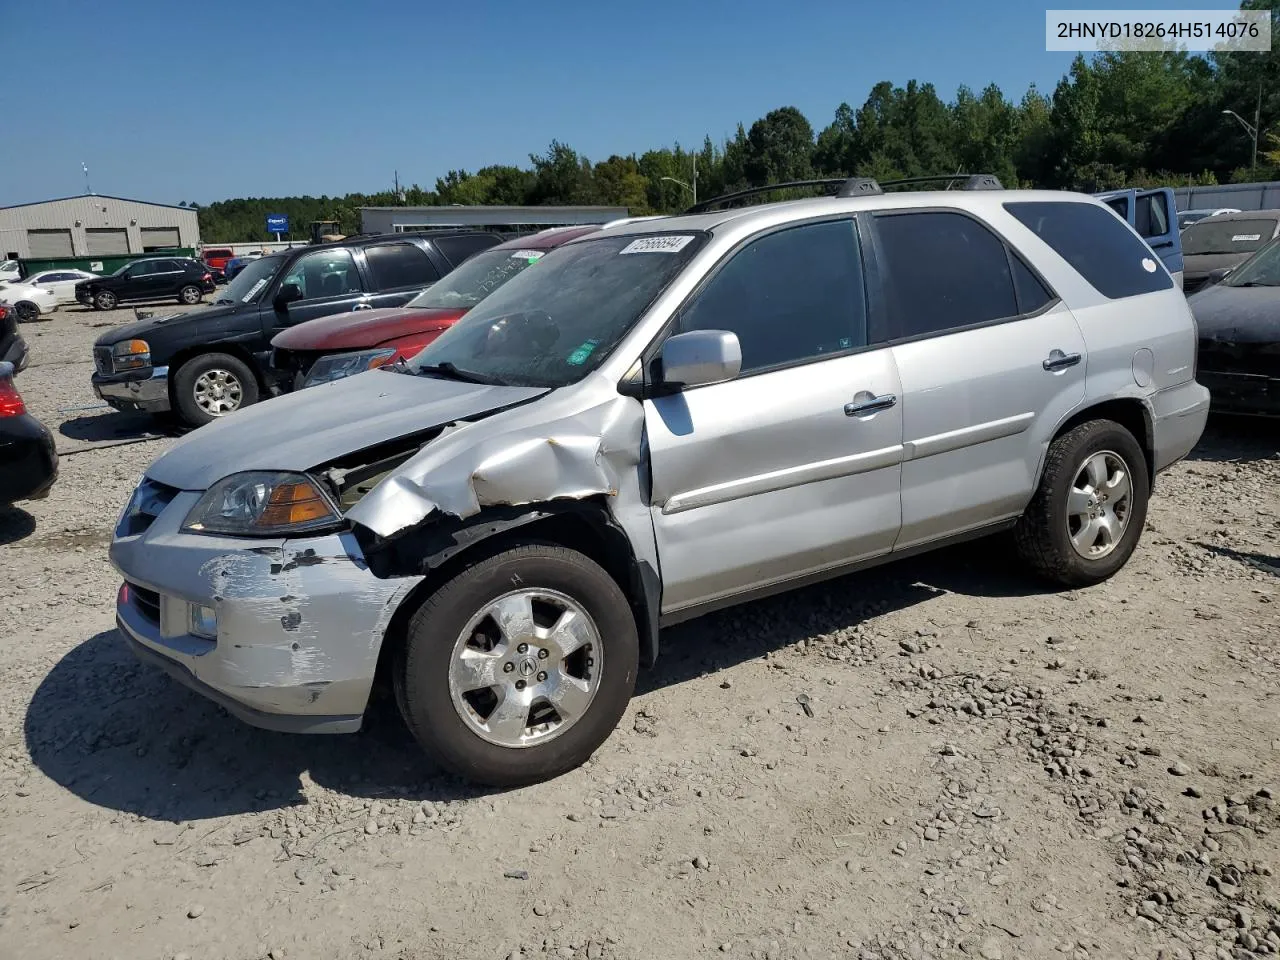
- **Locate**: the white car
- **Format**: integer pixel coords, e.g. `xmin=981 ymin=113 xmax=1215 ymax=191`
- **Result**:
xmin=0 ymin=260 xmax=20 ymax=283
xmin=0 ymin=285 xmax=59 ymax=322
xmin=0 ymin=268 xmax=100 ymax=304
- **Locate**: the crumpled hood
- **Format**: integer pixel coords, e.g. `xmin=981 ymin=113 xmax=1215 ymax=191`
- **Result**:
xmin=93 ymin=302 xmax=240 ymax=347
xmin=145 ymin=369 xmax=548 ymax=491
xmin=270 ymin=305 xmax=468 ymax=351
xmin=1187 ymin=283 xmax=1280 ymax=343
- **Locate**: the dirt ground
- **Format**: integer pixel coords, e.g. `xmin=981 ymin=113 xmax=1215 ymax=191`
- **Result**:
xmin=1 ymin=302 xmax=1278 ymax=960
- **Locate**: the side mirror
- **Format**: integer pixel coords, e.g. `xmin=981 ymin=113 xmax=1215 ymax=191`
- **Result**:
xmin=1207 ymin=267 xmax=1233 ymax=285
xmin=274 ymin=283 xmax=303 ymax=309
xmin=660 ymin=329 xmax=742 ymax=390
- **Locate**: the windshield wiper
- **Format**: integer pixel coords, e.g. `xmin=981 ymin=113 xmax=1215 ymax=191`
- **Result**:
xmin=415 ymin=361 xmax=505 ymax=385
xmin=214 ymin=297 xmax=234 ymax=304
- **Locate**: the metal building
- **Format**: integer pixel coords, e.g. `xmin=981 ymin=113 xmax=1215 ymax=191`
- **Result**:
xmin=360 ymin=204 xmax=629 ymax=236
xmin=0 ymin=195 xmax=200 ymax=260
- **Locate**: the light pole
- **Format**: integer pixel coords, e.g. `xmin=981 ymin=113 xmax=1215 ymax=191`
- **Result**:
xmin=1223 ymin=84 xmax=1262 ymax=178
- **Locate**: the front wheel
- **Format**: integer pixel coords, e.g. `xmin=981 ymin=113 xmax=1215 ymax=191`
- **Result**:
xmin=178 ymin=284 xmax=202 ymax=305
xmin=13 ymin=301 xmax=40 ymax=322
xmin=94 ymin=290 xmax=117 ymax=311
xmin=395 ymin=544 xmax=639 ymax=787
xmin=1015 ymin=419 xmax=1150 ymax=587
xmin=171 ymin=352 xmax=260 ymax=427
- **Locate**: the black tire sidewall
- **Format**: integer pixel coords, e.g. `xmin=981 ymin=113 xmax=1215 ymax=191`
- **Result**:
xmin=16 ymin=302 xmax=37 ymax=322
xmin=399 ymin=547 xmax=639 ymax=787
xmin=171 ymin=352 xmax=259 ymax=427
xmin=179 ymin=285 xmax=201 ymax=304
xmin=1040 ymin=422 xmax=1150 ymax=583
xmin=95 ymin=291 xmax=116 ymax=310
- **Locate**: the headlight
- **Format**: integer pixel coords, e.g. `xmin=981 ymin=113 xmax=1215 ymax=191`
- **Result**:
xmin=182 ymin=471 xmax=342 ymax=536
xmin=111 ymin=338 xmax=151 ymax=372
xmin=301 ymin=348 xmax=397 ymax=388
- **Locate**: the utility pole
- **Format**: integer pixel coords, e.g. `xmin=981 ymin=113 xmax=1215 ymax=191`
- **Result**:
xmin=82 ymin=162 xmax=92 ymax=195
xmin=1254 ymin=83 xmax=1261 ymax=177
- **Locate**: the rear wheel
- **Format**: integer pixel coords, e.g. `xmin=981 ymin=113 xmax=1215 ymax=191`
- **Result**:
xmin=395 ymin=544 xmax=639 ymax=787
xmin=172 ymin=352 xmax=259 ymax=427
xmin=13 ymin=301 xmax=39 ymax=322
xmin=178 ymin=284 xmax=202 ymax=305
xmin=94 ymin=290 xmax=117 ymax=311
xmin=1015 ymin=419 xmax=1149 ymax=587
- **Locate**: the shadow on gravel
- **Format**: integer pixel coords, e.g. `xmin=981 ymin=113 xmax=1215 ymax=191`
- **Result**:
xmin=27 ymin=541 xmax=1049 ymax=821
xmin=1195 ymin=542 xmax=1280 ymax=576
xmin=59 ymin=411 xmax=171 ymax=443
xmin=639 ymin=537 xmax=1052 ymax=696
xmin=1189 ymin=415 xmax=1279 ymax=464
xmin=0 ymin=505 xmax=37 ymax=545
xmin=24 ymin=630 xmax=490 ymax=822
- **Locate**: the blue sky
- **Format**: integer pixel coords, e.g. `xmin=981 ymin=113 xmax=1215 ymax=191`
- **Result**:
xmin=1 ymin=0 xmax=1192 ymax=206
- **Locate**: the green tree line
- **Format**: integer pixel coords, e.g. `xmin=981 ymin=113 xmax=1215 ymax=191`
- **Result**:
xmin=193 ymin=0 xmax=1280 ymax=242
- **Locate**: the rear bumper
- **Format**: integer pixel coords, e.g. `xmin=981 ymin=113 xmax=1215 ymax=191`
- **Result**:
xmin=92 ymin=366 xmax=170 ymax=413
xmin=1151 ymin=379 xmax=1211 ymax=473
xmin=0 ymin=414 xmax=58 ymax=504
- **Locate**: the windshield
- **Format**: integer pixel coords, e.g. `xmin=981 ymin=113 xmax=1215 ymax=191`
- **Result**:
xmin=1183 ymin=218 xmax=1277 ymax=256
xmin=218 ymin=255 xmax=283 ymax=303
xmin=1221 ymin=237 xmax=1280 ymax=287
xmin=407 ymin=246 xmax=547 ymax=310
xmin=406 ymin=233 xmax=704 ymax=387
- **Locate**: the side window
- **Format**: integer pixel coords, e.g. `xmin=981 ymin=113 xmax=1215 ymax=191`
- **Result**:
xmin=1105 ymin=198 xmax=1129 ymax=220
xmin=128 ymin=261 xmax=157 ymax=277
xmin=363 ymin=243 xmax=440 ymax=291
xmin=280 ymin=249 xmax=364 ymax=299
xmin=1004 ymin=200 xmax=1174 ymax=299
xmin=874 ymin=211 xmax=1019 ymax=338
xmin=1134 ymin=194 xmax=1170 ymax=238
xmin=678 ymin=219 xmax=867 ymax=374
xmin=434 ymin=234 xmax=503 ymax=266
xmin=1011 ymin=256 xmax=1054 ymax=315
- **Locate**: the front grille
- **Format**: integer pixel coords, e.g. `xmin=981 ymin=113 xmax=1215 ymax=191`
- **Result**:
xmin=116 ymin=478 xmax=180 ymax=537
xmin=128 ymin=582 xmax=161 ymax=625
xmin=94 ymin=345 xmax=113 ymax=376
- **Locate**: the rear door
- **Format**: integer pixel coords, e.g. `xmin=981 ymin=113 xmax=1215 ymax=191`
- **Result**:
xmin=1097 ymin=187 xmax=1183 ymax=287
xmin=266 ymin=247 xmax=369 ymax=336
xmin=869 ymin=208 xmax=1088 ymax=550
xmin=357 ymin=241 xmax=443 ymax=309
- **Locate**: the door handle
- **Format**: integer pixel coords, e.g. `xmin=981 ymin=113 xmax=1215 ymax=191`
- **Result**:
xmin=844 ymin=393 xmax=897 ymax=416
xmin=352 ymin=303 xmax=372 ymax=311
xmin=1042 ymin=350 xmax=1082 ymax=372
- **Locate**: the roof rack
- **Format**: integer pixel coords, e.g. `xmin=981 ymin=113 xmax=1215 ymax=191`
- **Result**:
xmin=685 ymin=173 xmax=1001 ymax=214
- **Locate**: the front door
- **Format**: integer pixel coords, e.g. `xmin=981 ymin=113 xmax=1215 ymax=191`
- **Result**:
xmin=644 ymin=218 xmax=904 ymax=614
xmin=868 ymin=209 xmax=1088 ymax=550
xmin=267 ymin=248 xmax=369 ymax=337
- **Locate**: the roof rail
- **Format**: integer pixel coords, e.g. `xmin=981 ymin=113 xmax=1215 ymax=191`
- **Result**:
xmin=685 ymin=177 xmax=883 ymax=214
xmin=878 ymin=174 xmax=1003 ymax=191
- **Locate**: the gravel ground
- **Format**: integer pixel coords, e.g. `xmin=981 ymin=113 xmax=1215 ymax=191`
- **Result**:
xmin=1 ymin=304 xmax=1279 ymax=960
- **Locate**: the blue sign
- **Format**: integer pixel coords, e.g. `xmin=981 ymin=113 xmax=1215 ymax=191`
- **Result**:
xmin=266 ymin=213 xmax=289 ymax=234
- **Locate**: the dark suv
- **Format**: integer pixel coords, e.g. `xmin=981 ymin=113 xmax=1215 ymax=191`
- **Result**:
xmin=76 ymin=258 xmax=216 ymax=310
xmin=91 ymin=231 xmax=502 ymax=427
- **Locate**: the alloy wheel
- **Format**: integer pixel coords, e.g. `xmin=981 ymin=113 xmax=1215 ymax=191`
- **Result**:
xmin=193 ymin=368 xmax=244 ymax=417
xmin=1066 ymin=450 xmax=1133 ymax=560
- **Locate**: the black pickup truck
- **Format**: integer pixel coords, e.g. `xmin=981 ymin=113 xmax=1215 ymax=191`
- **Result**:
xmin=90 ymin=231 xmax=501 ymax=427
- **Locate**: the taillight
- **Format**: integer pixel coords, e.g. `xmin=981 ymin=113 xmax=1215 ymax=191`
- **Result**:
xmin=0 ymin=304 xmax=8 ymax=321
xmin=0 ymin=375 xmax=26 ymax=417
xmin=202 ymin=273 xmax=212 ymax=282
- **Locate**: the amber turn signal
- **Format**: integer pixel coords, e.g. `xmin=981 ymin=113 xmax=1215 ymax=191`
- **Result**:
xmin=257 ymin=480 xmax=335 ymax=528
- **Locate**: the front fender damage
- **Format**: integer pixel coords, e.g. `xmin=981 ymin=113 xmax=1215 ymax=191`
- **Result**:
xmin=342 ymin=379 xmax=663 ymax=664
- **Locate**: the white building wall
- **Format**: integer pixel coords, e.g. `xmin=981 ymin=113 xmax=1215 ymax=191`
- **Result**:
xmin=0 ymin=196 xmax=200 ymax=258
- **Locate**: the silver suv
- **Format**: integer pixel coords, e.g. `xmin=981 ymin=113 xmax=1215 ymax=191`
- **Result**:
xmin=110 ymin=177 xmax=1210 ymax=786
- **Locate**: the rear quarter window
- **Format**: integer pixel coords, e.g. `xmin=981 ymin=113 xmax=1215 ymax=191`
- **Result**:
xmin=1004 ymin=200 xmax=1173 ymax=299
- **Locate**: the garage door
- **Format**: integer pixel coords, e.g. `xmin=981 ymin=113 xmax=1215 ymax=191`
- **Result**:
xmin=86 ymin=228 xmax=129 ymax=255
xmin=140 ymin=226 xmax=180 ymax=250
xmin=27 ymin=229 xmax=74 ymax=258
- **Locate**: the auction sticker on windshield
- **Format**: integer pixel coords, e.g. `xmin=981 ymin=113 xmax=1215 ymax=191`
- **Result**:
xmin=507 ymin=250 xmax=545 ymax=262
xmin=1232 ymin=234 xmax=1262 ymax=242
xmin=242 ymin=278 xmax=269 ymax=302
xmin=619 ymin=235 xmax=695 ymax=254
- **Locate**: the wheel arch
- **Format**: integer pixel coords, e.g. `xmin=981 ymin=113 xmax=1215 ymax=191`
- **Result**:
xmin=1044 ymin=396 xmax=1155 ymax=491
xmin=166 ymin=342 xmax=271 ymax=403
xmin=366 ymin=499 xmax=660 ymax=699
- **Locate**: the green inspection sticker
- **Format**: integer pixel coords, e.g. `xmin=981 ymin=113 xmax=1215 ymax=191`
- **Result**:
xmin=566 ymin=338 xmax=600 ymax=365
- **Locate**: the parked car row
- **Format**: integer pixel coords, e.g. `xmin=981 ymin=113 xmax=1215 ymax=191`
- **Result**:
xmin=97 ymin=177 xmax=1216 ymax=788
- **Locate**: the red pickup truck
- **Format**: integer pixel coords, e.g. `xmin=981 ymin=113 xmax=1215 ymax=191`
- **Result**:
xmin=269 ymin=226 xmax=601 ymax=390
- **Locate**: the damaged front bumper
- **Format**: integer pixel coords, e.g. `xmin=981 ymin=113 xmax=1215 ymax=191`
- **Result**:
xmin=110 ymin=489 xmax=420 ymax=733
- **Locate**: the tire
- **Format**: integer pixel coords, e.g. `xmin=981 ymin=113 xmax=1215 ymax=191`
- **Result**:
xmin=1015 ymin=419 xmax=1150 ymax=588
xmin=178 ymin=284 xmax=202 ymax=305
xmin=94 ymin=290 xmax=117 ymax=311
xmin=171 ymin=352 xmax=260 ymax=427
xmin=395 ymin=544 xmax=639 ymax=787
xmin=13 ymin=301 xmax=39 ymax=323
